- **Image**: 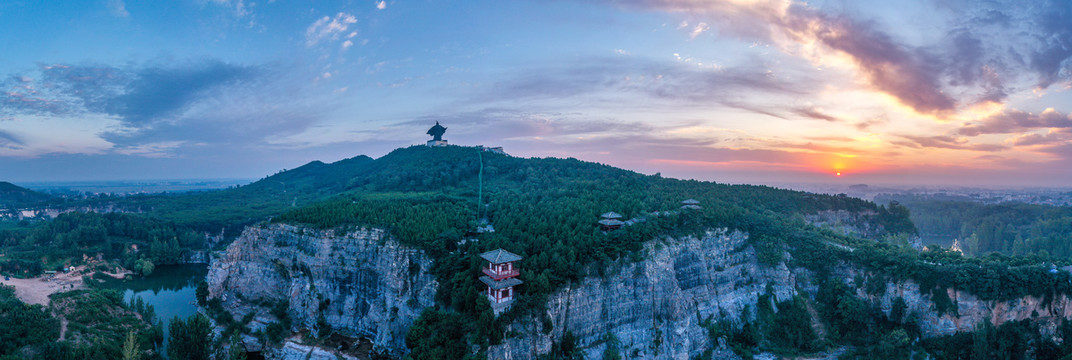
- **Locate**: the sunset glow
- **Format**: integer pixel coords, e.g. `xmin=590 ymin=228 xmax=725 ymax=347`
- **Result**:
xmin=0 ymin=1 xmax=1070 ymax=186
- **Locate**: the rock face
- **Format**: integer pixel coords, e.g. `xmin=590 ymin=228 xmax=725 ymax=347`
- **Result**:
xmin=208 ymin=223 xmax=1072 ymax=359
xmin=267 ymin=341 xmax=360 ymax=360
xmin=488 ymin=228 xmax=1072 ymax=360
xmin=489 ymin=229 xmax=797 ymax=360
xmin=206 ymin=224 xmax=437 ymax=356
xmin=851 ymin=273 xmax=1072 ymax=338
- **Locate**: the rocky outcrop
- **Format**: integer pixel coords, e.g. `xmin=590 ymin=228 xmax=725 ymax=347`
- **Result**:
xmin=488 ymin=229 xmax=1072 ymax=359
xmin=847 ymin=272 xmax=1072 ymax=338
xmin=207 ymin=222 xmax=1072 ymax=359
xmin=267 ymin=341 xmax=360 ymax=360
xmin=206 ymin=224 xmax=437 ymax=356
xmin=489 ymin=229 xmax=797 ymax=360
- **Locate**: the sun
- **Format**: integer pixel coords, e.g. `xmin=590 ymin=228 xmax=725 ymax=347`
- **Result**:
xmin=835 ymin=171 xmax=842 ymax=176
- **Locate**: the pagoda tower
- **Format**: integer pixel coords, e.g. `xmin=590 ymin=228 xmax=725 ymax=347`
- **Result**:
xmin=479 ymin=248 xmax=523 ymax=313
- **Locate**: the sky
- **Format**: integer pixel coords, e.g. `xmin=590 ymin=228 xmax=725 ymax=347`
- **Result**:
xmin=1 ymin=0 xmax=1071 ymax=187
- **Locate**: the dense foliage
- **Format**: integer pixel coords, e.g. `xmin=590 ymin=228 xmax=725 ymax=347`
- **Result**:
xmin=0 ymin=212 xmax=205 ymax=277
xmin=881 ymin=194 xmax=1072 ymax=257
xmin=168 ymin=314 xmax=214 ymax=360
xmin=0 ymin=285 xmax=59 ymax=357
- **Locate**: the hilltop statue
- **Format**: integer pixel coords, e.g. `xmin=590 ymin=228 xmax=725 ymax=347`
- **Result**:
xmin=427 ymin=121 xmax=447 ymax=141
xmin=427 ymin=121 xmax=449 ymax=147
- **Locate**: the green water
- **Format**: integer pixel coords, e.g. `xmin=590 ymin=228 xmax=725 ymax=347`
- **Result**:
xmin=96 ymin=264 xmax=208 ymax=356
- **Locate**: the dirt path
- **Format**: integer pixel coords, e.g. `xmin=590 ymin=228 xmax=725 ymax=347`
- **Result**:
xmin=0 ymin=266 xmax=90 ymax=306
xmin=58 ymin=317 xmax=68 ymax=341
xmin=803 ymin=298 xmax=828 ymax=341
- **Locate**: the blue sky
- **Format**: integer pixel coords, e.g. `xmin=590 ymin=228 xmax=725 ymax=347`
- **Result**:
xmin=2 ymin=0 xmax=1072 ymax=186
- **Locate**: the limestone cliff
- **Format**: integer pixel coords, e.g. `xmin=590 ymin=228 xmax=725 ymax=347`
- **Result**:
xmin=206 ymin=224 xmax=437 ymax=356
xmin=489 ymin=229 xmax=796 ymax=360
xmin=488 ymin=229 xmax=1072 ymax=360
xmin=208 ymin=223 xmax=1071 ymax=360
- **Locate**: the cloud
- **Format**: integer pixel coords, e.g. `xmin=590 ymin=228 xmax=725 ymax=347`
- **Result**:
xmin=895 ymin=134 xmax=1008 ymax=152
xmin=305 ymin=12 xmax=358 ymax=47
xmin=113 ymin=141 xmax=187 ymax=158
xmin=598 ymin=0 xmax=957 ymax=114
xmin=478 ymin=55 xmax=813 ymax=110
xmin=107 ymin=0 xmax=129 ymax=17
xmin=2 ymin=61 xmax=254 ymax=127
xmin=0 ymin=130 xmax=22 ymax=149
xmin=0 ymin=58 xmax=332 ymax=158
xmin=958 ymin=108 xmax=1072 ymax=136
xmin=792 ymin=106 xmax=838 ymax=122
xmin=206 ymin=0 xmax=251 ymax=18
xmin=376 ymin=1 xmax=386 ymax=10
xmin=1008 ymin=130 xmax=1072 ymax=147
xmin=689 ymin=22 xmax=709 ymax=39
xmin=781 ymin=5 xmax=956 ymax=114
xmin=108 ymin=60 xmax=255 ymax=126
xmin=1027 ymin=1 xmax=1072 ymax=88
xmin=401 ymin=108 xmax=663 ymax=142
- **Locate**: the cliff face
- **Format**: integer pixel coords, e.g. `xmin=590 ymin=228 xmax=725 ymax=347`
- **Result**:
xmin=489 ymin=229 xmax=1072 ymax=360
xmin=206 ymin=224 xmax=437 ymax=356
xmin=489 ymin=229 xmax=797 ymax=360
xmin=854 ymin=274 xmax=1072 ymax=338
xmin=207 ymin=223 xmax=1071 ymax=359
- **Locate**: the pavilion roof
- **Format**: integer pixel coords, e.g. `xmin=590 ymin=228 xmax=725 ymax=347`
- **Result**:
xmin=480 ymin=276 xmax=524 ymax=289
xmin=682 ymin=199 xmax=700 ymax=205
xmin=598 ymin=219 xmax=625 ymax=226
xmin=480 ymin=248 xmax=523 ymax=264
xmin=600 ymin=211 xmax=623 ymax=219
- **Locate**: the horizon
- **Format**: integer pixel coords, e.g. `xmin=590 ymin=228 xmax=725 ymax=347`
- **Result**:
xmin=3 ymin=1 xmax=1072 ymax=187
xmin=7 ymin=144 xmax=1071 ymax=193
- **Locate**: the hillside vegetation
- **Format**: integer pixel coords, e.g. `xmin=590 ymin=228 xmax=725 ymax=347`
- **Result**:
xmin=0 ymin=182 xmax=51 ymax=208
xmin=881 ymin=194 xmax=1072 ymax=258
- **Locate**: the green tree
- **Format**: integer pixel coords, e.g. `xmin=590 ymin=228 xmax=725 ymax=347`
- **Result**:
xmin=168 ymin=314 xmax=213 ymax=360
xmin=122 ymin=330 xmax=140 ymax=360
xmin=195 ymin=281 xmax=209 ymax=307
xmin=133 ymin=258 xmax=154 ymax=277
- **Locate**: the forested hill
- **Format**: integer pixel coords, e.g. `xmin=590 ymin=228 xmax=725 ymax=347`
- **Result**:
xmin=272 ymin=146 xmax=918 ymax=337
xmin=0 ymin=181 xmax=51 ymax=208
xmin=75 ymin=145 xmax=910 ymax=238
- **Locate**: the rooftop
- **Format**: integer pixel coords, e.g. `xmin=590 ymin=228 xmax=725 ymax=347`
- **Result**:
xmin=600 ymin=211 xmax=623 ymax=219
xmin=682 ymin=199 xmax=700 ymax=205
xmin=598 ymin=219 xmax=625 ymax=226
xmin=480 ymin=276 xmax=524 ymax=289
xmin=480 ymin=248 xmax=523 ymax=264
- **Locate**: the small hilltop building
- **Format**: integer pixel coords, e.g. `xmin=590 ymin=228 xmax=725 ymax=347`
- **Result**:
xmin=480 ymin=145 xmax=506 ymax=155
xmin=599 ymin=211 xmax=625 ymax=230
xmin=426 ymin=121 xmax=449 ymax=147
xmin=479 ymin=249 xmax=523 ymax=314
xmin=681 ymin=199 xmax=702 ymax=210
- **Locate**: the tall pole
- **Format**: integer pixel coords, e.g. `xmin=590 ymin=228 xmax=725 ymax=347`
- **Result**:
xmin=478 ymin=148 xmax=483 ymax=221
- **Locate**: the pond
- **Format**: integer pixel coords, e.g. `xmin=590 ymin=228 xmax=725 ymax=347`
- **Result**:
xmin=96 ymin=264 xmax=207 ymax=357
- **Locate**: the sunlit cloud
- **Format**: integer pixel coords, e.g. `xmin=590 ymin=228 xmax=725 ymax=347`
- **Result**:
xmin=107 ymin=0 xmax=129 ymax=17
xmin=305 ymin=12 xmax=358 ymax=47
